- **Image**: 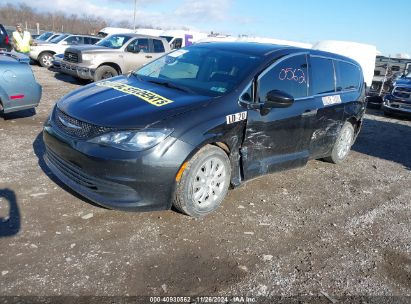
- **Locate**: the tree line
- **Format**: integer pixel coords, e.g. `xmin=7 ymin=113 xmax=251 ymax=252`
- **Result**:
xmin=0 ymin=3 xmax=161 ymax=35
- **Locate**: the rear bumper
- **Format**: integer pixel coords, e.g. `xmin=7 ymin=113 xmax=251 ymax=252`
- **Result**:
xmin=42 ymin=120 xmax=194 ymax=211
xmin=60 ymin=62 xmax=95 ymax=80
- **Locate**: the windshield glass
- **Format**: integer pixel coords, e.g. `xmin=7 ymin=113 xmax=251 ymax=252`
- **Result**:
xmin=36 ymin=32 xmax=53 ymax=41
xmin=135 ymin=46 xmax=263 ymax=96
xmin=96 ymin=35 xmax=131 ymax=49
xmin=160 ymin=36 xmax=173 ymax=42
xmin=50 ymin=34 xmax=69 ymax=44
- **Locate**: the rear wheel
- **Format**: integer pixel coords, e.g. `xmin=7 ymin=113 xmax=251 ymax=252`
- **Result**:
xmin=94 ymin=65 xmax=118 ymax=82
xmin=173 ymin=145 xmax=231 ymax=217
xmin=38 ymin=52 xmax=53 ymax=68
xmin=324 ymin=122 xmax=355 ymax=164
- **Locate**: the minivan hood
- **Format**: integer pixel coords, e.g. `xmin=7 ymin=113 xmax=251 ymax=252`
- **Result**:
xmin=57 ymin=76 xmax=213 ymax=129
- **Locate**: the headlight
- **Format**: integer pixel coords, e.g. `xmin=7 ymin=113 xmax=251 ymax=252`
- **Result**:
xmin=82 ymin=54 xmax=94 ymax=61
xmin=88 ymin=129 xmax=173 ymax=151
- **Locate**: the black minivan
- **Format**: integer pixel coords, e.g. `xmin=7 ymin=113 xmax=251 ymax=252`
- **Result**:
xmin=43 ymin=42 xmax=365 ymax=217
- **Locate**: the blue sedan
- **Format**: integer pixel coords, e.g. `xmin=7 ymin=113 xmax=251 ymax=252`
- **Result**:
xmin=0 ymin=52 xmax=42 ymax=114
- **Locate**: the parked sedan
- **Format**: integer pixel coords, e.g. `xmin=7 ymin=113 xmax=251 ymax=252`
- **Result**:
xmin=0 ymin=52 xmax=42 ymax=114
xmin=30 ymin=34 xmax=101 ymax=68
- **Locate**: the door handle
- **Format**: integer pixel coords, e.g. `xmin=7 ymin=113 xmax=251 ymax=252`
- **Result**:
xmin=145 ymin=55 xmax=153 ymax=58
xmin=301 ymin=109 xmax=317 ymax=117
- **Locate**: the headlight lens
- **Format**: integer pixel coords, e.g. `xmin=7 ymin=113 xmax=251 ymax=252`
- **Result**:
xmin=88 ymin=129 xmax=173 ymax=151
xmin=82 ymin=54 xmax=94 ymax=61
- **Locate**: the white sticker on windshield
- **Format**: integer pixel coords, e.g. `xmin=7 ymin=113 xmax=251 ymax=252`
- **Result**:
xmin=226 ymin=111 xmax=247 ymax=124
xmin=167 ymin=49 xmax=189 ymax=58
xmin=322 ymin=95 xmax=341 ymax=106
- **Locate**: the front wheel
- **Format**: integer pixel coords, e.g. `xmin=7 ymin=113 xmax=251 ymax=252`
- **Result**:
xmin=324 ymin=122 xmax=355 ymax=164
xmin=38 ymin=52 xmax=53 ymax=68
xmin=173 ymin=145 xmax=231 ymax=217
xmin=94 ymin=65 xmax=118 ymax=82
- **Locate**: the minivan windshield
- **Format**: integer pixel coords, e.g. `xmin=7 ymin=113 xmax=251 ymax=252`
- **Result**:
xmin=96 ymin=35 xmax=131 ymax=49
xmin=50 ymin=34 xmax=69 ymax=44
xmin=135 ymin=46 xmax=263 ymax=96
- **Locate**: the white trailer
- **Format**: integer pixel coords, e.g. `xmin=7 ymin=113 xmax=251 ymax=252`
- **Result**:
xmin=312 ymin=40 xmax=377 ymax=87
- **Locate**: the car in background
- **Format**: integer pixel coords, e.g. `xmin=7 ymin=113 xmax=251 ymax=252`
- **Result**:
xmin=0 ymin=51 xmax=41 ymax=114
xmin=60 ymin=34 xmax=170 ymax=81
xmin=29 ymin=34 xmax=101 ymax=68
xmin=0 ymin=24 xmax=12 ymax=52
xmin=382 ymin=72 xmax=411 ymax=117
xmin=49 ymin=53 xmax=64 ymax=71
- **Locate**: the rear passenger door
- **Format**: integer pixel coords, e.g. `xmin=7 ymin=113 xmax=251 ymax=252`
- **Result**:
xmin=308 ymin=56 xmax=360 ymax=159
xmin=241 ymin=53 xmax=317 ymax=180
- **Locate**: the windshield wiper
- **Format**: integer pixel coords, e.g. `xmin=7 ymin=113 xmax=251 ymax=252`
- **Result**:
xmin=147 ymin=79 xmax=194 ymax=93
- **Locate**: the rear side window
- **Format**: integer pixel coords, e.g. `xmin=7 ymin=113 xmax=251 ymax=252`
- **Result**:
xmin=310 ymin=57 xmax=335 ymax=95
xmin=153 ymin=39 xmax=165 ymax=53
xmin=258 ymin=54 xmax=308 ymax=100
xmin=335 ymin=61 xmax=361 ymax=91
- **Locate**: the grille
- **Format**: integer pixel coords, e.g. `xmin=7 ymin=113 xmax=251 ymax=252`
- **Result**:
xmin=53 ymin=107 xmax=113 ymax=139
xmin=64 ymin=51 xmax=79 ymax=63
xmin=393 ymin=87 xmax=411 ymax=100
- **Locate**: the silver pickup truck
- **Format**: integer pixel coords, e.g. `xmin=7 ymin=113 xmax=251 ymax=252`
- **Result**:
xmin=60 ymin=33 xmax=170 ymax=82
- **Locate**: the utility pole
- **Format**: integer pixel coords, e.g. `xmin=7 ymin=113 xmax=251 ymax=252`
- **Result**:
xmin=133 ymin=0 xmax=137 ymax=30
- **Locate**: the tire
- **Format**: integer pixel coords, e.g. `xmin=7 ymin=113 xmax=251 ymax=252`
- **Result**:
xmin=173 ymin=145 xmax=231 ymax=217
xmin=94 ymin=65 xmax=118 ymax=82
xmin=38 ymin=52 xmax=54 ymax=68
xmin=323 ymin=122 xmax=355 ymax=164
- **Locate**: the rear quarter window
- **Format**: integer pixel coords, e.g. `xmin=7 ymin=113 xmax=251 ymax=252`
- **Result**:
xmin=310 ymin=56 xmax=335 ymax=95
xmin=153 ymin=39 xmax=165 ymax=53
xmin=335 ymin=61 xmax=361 ymax=91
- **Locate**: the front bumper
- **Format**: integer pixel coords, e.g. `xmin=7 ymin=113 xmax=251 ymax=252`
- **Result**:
xmin=43 ymin=120 xmax=194 ymax=211
xmin=382 ymin=100 xmax=411 ymax=117
xmin=60 ymin=62 xmax=95 ymax=80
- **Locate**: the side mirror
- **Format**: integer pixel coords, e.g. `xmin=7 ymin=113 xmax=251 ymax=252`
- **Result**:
xmin=133 ymin=45 xmax=141 ymax=53
xmin=264 ymin=90 xmax=294 ymax=108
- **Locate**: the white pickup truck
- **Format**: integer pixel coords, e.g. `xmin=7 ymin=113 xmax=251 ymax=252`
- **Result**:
xmin=29 ymin=34 xmax=100 ymax=67
xmin=60 ymin=33 xmax=170 ymax=82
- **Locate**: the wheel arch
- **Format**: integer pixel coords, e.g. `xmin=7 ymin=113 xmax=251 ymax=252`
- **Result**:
xmin=38 ymin=50 xmax=55 ymax=60
xmin=97 ymin=62 xmax=122 ymax=75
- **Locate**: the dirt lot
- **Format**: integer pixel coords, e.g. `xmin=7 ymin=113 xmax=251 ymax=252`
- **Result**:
xmin=0 ymin=66 xmax=410 ymax=302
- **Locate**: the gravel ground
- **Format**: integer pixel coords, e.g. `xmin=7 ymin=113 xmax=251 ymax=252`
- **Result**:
xmin=0 ymin=66 xmax=410 ymax=302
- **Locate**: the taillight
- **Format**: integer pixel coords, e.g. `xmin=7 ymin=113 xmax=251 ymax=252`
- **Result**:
xmin=5 ymin=35 xmax=9 ymax=45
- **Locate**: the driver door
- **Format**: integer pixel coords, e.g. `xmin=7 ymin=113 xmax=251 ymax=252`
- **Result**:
xmin=123 ymin=38 xmax=153 ymax=72
xmin=241 ymin=53 xmax=317 ymax=180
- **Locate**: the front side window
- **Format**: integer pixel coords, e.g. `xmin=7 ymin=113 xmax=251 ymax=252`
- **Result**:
xmin=171 ymin=38 xmax=183 ymax=49
xmin=127 ymin=38 xmax=150 ymax=53
xmin=335 ymin=61 xmax=361 ymax=91
xmin=258 ymin=54 xmax=308 ymax=101
xmin=135 ymin=46 xmax=263 ymax=96
xmin=310 ymin=56 xmax=335 ymax=95
xmin=96 ymin=35 xmax=131 ymax=49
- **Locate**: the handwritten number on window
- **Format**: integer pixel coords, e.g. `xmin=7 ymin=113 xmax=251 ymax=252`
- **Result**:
xmin=279 ymin=68 xmax=306 ymax=84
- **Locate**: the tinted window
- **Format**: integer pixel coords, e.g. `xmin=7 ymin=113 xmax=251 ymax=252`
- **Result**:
xmin=172 ymin=38 xmax=183 ymax=49
xmin=91 ymin=38 xmax=100 ymax=44
xmin=153 ymin=39 xmax=165 ymax=53
xmin=65 ymin=36 xmax=84 ymax=45
xmin=311 ymin=57 xmax=335 ymax=95
xmin=258 ymin=54 xmax=308 ymax=101
xmin=127 ymin=38 xmax=150 ymax=53
xmin=335 ymin=61 xmax=361 ymax=91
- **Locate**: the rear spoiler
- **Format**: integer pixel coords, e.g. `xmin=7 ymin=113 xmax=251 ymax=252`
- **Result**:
xmin=0 ymin=51 xmax=30 ymax=64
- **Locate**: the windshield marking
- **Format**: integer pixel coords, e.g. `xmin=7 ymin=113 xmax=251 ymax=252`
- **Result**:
xmin=96 ymin=81 xmax=174 ymax=107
